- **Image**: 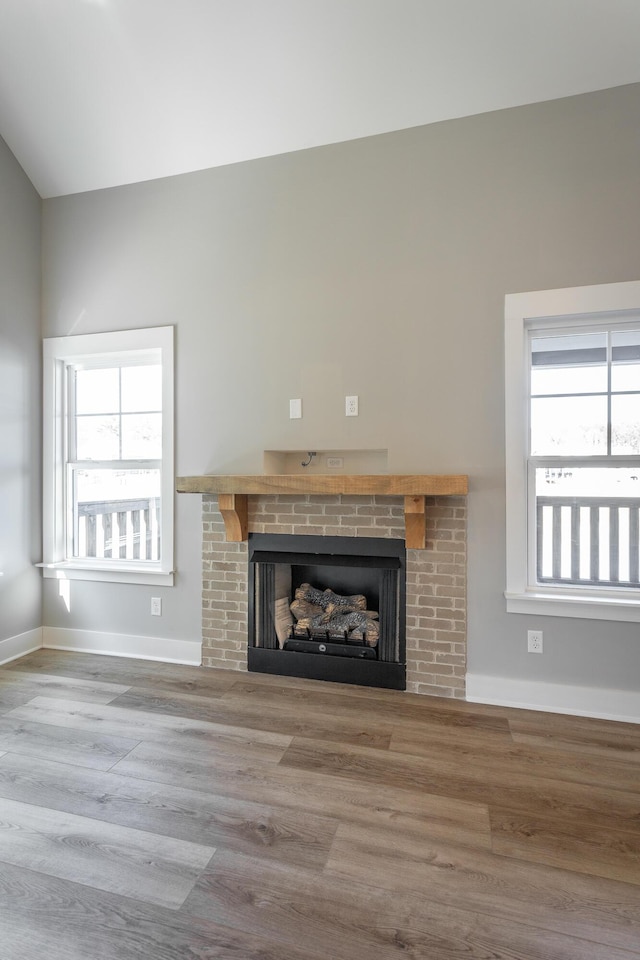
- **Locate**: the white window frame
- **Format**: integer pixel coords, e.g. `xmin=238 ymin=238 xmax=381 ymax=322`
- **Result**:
xmin=505 ymin=280 xmax=640 ymax=622
xmin=42 ymin=326 xmax=174 ymax=585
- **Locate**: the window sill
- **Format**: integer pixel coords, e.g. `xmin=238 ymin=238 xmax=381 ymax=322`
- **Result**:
xmin=505 ymin=590 xmax=640 ymax=622
xmin=37 ymin=561 xmax=174 ymax=586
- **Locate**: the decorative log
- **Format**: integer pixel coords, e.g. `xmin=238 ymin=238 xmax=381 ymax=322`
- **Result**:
xmin=315 ymin=608 xmax=379 ymax=624
xmin=294 ymin=583 xmax=367 ymax=612
xmin=290 ymin=599 xmax=324 ymax=621
xmin=296 ymin=611 xmax=380 ymax=645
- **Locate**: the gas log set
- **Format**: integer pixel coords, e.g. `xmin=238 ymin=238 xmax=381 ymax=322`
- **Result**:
xmin=286 ymin=582 xmax=380 ymax=652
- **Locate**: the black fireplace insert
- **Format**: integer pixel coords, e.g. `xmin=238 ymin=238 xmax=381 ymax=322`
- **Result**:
xmin=248 ymin=533 xmax=406 ymax=689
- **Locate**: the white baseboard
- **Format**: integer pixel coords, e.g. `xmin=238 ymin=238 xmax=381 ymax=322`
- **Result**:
xmin=0 ymin=628 xmax=43 ymax=665
xmin=42 ymin=627 xmax=202 ymax=666
xmin=466 ymin=673 xmax=640 ymax=724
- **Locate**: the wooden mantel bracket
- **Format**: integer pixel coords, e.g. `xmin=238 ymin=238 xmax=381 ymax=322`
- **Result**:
xmin=217 ymin=493 xmax=248 ymax=542
xmin=177 ymin=474 xmax=468 ymax=549
xmin=404 ymin=495 xmax=426 ymax=550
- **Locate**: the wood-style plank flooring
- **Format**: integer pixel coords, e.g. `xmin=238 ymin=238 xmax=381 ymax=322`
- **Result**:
xmin=0 ymin=650 xmax=638 ymax=959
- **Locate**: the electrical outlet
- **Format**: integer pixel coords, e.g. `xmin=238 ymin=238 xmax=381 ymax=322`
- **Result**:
xmin=326 ymin=457 xmax=344 ymax=468
xmin=345 ymin=395 xmax=358 ymax=416
xmin=527 ymin=629 xmax=543 ymax=653
xmin=151 ymin=597 xmax=162 ymax=616
xmin=289 ymin=398 xmax=302 ymax=419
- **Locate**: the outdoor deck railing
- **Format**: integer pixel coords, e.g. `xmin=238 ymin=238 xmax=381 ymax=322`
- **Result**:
xmin=536 ymin=496 xmax=640 ymax=586
xmin=76 ymin=498 xmax=160 ymax=561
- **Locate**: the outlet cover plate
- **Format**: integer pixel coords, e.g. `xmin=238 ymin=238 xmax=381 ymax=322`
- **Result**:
xmin=345 ymin=396 xmax=358 ymax=416
xmin=527 ymin=629 xmax=543 ymax=653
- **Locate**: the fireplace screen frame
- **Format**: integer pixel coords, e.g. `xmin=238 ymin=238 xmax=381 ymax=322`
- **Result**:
xmin=248 ymin=533 xmax=406 ymax=689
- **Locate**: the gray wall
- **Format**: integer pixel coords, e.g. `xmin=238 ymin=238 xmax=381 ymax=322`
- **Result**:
xmin=42 ymin=84 xmax=640 ymax=691
xmin=0 ymin=136 xmax=42 ymax=642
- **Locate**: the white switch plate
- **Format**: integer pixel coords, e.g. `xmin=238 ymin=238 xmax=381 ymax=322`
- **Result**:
xmin=289 ymin=398 xmax=302 ymax=419
xmin=151 ymin=597 xmax=162 ymax=616
xmin=345 ymin=395 xmax=358 ymax=416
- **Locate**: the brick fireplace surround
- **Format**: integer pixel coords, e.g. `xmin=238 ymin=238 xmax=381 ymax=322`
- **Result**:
xmin=201 ymin=493 xmax=467 ymax=698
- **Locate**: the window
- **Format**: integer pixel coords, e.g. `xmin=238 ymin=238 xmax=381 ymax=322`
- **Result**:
xmin=505 ymin=281 xmax=640 ymax=621
xmin=42 ymin=327 xmax=174 ymax=585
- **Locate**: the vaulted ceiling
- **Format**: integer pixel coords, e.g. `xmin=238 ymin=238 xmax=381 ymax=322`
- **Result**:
xmin=1 ymin=0 xmax=639 ymax=199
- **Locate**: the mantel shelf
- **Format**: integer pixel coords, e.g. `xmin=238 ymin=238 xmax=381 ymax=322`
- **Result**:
xmin=176 ymin=474 xmax=468 ymax=549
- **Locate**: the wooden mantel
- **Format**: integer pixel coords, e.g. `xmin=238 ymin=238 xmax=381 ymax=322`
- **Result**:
xmin=176 ymin=474 xmax=468 ymax=549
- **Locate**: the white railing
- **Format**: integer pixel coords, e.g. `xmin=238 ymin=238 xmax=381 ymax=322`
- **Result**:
xmin=76 ymin=498 xmax=160 ymax=561
xmin=536 ymin=496 xmax=640 ymax=586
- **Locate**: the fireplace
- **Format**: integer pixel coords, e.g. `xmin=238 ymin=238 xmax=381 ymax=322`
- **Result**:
xmin=176 ymin=472 xmax=468 ymax=697
xmin=248 ymin=533 xmax=406 ymax=689
xmin=188 ymin=487 xmax=468 ymax=698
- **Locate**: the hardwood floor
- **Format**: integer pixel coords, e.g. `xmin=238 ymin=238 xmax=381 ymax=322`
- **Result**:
xmin=0 ymin=651 xmax=638 ymax=959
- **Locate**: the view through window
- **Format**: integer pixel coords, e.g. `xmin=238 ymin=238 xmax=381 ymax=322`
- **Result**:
xmin=529 ymin=327 xmax=640 ymax=587
xmin=70 ymin=363 xmax=162 ymax=562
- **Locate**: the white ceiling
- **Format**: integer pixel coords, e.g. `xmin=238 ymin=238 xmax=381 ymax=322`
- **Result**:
xmin=1 ymin=0 xmax=639 ymax=199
